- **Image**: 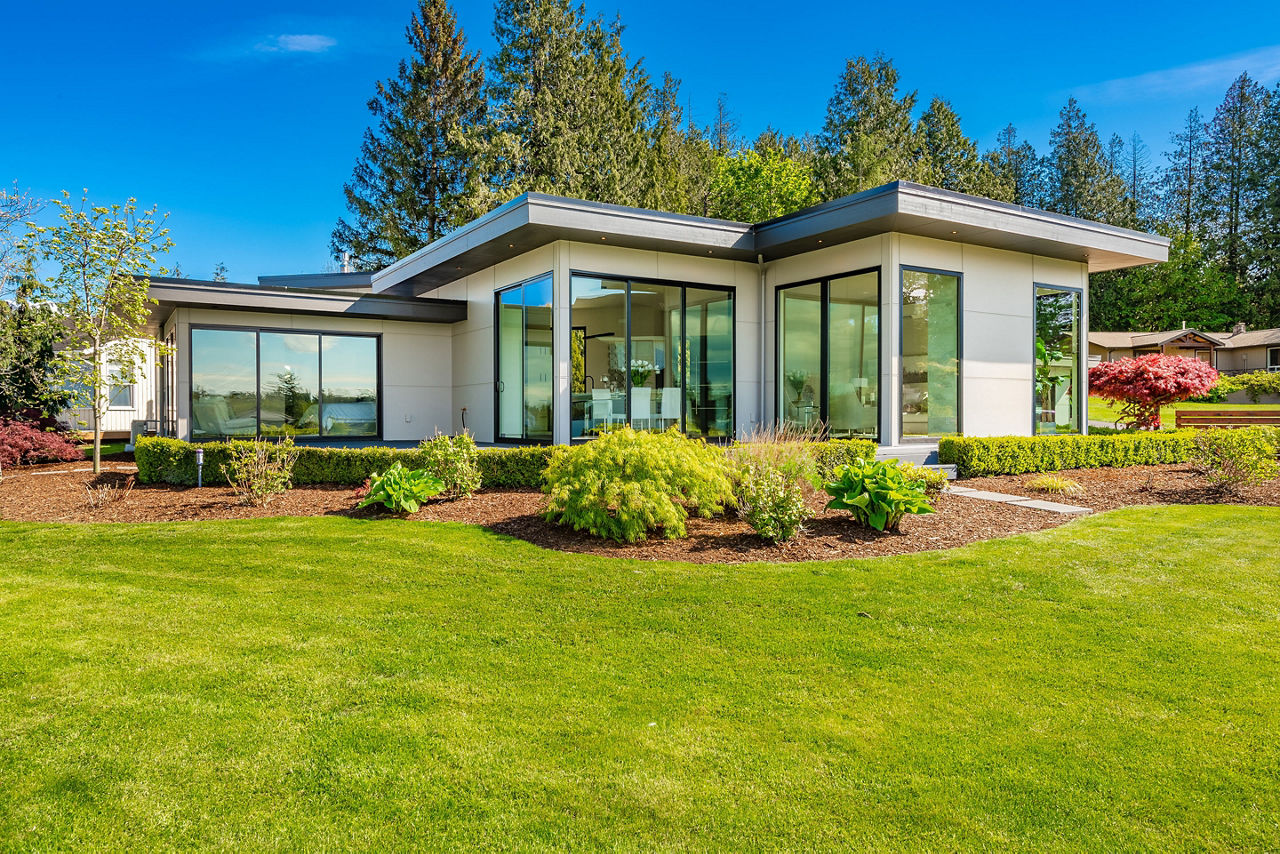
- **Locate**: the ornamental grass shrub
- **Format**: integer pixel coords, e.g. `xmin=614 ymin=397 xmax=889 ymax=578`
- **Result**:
xmin=1026 ymin=474 xmax=1084 ymax=495
xmin=1190 ymin=427 xmax=1280 ymax=494
xmin=542 ymin=427 xmax=735 ymax=542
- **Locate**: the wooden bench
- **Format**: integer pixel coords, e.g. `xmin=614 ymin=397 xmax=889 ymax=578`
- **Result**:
xmin=1174 ymin=409 xmax=1280 ymax=429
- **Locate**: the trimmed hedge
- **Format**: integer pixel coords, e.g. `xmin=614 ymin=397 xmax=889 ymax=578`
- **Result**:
xmin=136 ymin=437 xmax=555 ymax=488
xmin=938 ymin=431 xmax=1200 ymax=478
xmin=135 ymin=436 xmax=875 ymax=489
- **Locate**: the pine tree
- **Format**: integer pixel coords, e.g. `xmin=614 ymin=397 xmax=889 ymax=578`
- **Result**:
xmin=1160 ymin=107 xmax=1210 ymax=238
xmin=984 ymin=125 xmax=1043 ymax=206
xmin=1122 ymin=133 xmax=1157 ymax=226
xmin=815 ymin=54 xmax=921 ymax=199
xmin=332 ymin=0 xmax=485 ymax=270
xmin=1044 ymin=97 xmax=1129 ymax=223
xmin=468 ymin=0 xmax=655 ymax=213
xmin=644 ymin=73 xmax=717 ymax=216
xmin=1245 ymin=83 xmax=1280 ymax=326
xmin=1204 ymin=72 xmax=1268 ymax=283
xmin=915 ymin=97 xmax=1007 ymax=198
xmin=711 ymin=93 xmax=739 ymax=154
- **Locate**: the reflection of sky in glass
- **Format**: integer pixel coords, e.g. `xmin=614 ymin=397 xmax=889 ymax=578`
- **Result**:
xmin=322 ymin=336 xmax=377 ymax=396
xmin=191 ymin=329 xmax=256 ymax=395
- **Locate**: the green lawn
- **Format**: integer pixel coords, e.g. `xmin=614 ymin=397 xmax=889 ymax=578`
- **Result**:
xmin=81 ymin=441 xmax=127 ymax=458
xmin=2 ymin=510 xmax=1278 ymax=850
xmin=1088 ymin=396 xmax=1280 ymax=426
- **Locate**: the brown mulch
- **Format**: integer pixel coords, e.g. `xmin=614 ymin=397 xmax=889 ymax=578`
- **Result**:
xmin=961 ymin=464 xmax=1280 ymax=512
xmin=2 ymin=461 xmax=1275 ymax=564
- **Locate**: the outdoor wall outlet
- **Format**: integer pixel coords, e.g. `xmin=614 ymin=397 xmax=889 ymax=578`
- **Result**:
xmin=404 ymin=413 xmax=412 ymax=422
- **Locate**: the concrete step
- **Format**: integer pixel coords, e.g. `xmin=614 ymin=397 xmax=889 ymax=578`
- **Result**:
xmin=874 ymin=445 xmax=955 ymax=480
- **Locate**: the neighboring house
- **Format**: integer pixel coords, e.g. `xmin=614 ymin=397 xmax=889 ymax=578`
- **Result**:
xmin=60 ymin=339 xmax=159 ymax=442
xmin=1089 ymin=323 xmax=1280 ymax=374
xmin=128 ymin=181 xmax=1168 ymax=450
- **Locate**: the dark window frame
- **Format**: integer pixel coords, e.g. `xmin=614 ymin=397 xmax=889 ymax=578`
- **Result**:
xmin=188 ymin=323 xmax=383 ymax=442
xmin=775 ymin=266 xmax=882 ymax=442
xmin=898 ymin=265 xmax=963 ymax=441
xmin=1031 ymin=282 xmax=1085 ymax=436
xmin=569 ymin=270 xmax=737 ymax=443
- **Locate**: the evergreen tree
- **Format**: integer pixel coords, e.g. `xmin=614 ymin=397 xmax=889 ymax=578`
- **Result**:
xmin=1245 ymin=82 xmax=1280 ymax=326
xmin=332 ymin=0 xmax=485 ymax=270
xmin=0 ymin=261 xmax=71 ymax=417
xmin=1160 ymin=107 xmax=1210 ymax=238
xmin=915 ymin=97 xmax=1007 ymax=198
xmin=212 ymin=261 xmax=228 ymax=282
xmin=1122 ymin=133 xmax=1157 ymax=226
xmin=1044 ymin=97 xmax=1129 ymax=223
xmin=644 ymin=73 xmax=717 ymax=216
xmin=468 ymin=0 xmax=655 ymax=213
xmin=1204 ymin=72 xmax=1268 ymax=283
xmin=984 ymin=125 xmax=1043 ymax=206
xmin=815 ymin=54 xmax=921 ymax=199
xmin=711 ymin=93 xmax=739 ymax=154
xmin=1103 ymin=234 xmax=1248 ymax=331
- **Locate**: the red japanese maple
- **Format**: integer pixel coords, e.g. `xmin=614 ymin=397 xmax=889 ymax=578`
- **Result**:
xmin=1088 ymin=354 xmax=1218 ymax=430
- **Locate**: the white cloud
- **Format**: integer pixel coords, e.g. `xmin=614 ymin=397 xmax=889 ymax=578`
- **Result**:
xmin=1073 ymin=45 xmax=1280 ymax=104
xmin=254 ymin=33 xmax=337 ymax=55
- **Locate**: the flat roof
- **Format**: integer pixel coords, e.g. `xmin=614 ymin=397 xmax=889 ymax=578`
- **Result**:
xmin=370 ymin=181 xmax=1171 ymax=297
xmin=144 ymin=277 xmax=466 ymax=330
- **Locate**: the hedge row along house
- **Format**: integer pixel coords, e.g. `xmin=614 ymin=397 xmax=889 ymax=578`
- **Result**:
xmin=94 ymin=181 xmax=1168 ymax=454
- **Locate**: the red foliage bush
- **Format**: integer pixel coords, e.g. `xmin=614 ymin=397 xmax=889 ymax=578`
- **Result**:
xmin=1088 ymin=354 xmax=1218 ymax=429
xmin=0 ymin=418 xmax=85 ymax=468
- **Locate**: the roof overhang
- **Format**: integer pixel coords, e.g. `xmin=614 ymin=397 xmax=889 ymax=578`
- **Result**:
xmin=144 ymin=277 xmax=466 ymax=331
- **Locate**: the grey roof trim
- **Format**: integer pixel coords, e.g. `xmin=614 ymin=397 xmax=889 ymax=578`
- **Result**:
xmin=146 ymin=278 xmax=465 ymax=325
xmin=257 ymin=272 xmax=373 ymax=290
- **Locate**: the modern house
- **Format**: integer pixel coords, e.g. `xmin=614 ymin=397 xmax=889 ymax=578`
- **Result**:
xmin=1089 ymin=323 xmax=1280 ymax=374
xmin=124 ymin=181 xmax=1169 ymax=451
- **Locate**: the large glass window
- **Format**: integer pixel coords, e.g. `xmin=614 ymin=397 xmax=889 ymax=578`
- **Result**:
xmin=190 ymin=328 xmax=379 ymax=440
xmin=777 ymin=270 xmax=879 ymax=440
xmin=495 ymin=274 xmax=554 ymax=442
xmin=1034 ymin=285 xmax=1081 ymax=434
xmin=570 ymin=275 xmax=733 ymax=441
xmin=901 ymin=268 xmax=960 ymax=438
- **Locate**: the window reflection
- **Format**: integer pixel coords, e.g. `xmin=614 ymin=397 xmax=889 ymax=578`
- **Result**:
xmin=901 ymin=269 xmax=959 ymax=437
xmin=1034 ymin=286 xmax=1081 ymax=434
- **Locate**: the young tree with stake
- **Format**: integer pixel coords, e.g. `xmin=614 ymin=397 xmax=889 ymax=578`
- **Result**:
xmin=24 ymin=192 xmax=173 ymax=474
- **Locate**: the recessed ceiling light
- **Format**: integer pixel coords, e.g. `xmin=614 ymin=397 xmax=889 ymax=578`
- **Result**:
xmin=508 ymin=243 xmax=514 ymax=248
xmin=817 ymin=239 xmax=823 ymax=244
xmin=951 ymin=230 xmax=958 ymax=235
xmin=600 ymin=236 xmax=607 ymax=241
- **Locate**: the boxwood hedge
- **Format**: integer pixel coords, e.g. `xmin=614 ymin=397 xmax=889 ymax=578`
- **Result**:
xmin=937 ymin=431 xmax=1200 ymax=478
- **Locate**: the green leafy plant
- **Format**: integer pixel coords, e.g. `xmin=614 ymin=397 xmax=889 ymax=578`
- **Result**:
xmin=543 ymin=427 xmax=734 ymax=542
xmin=898 ymin=462 xmax=948 ymax=494
xmin=418 ymin=432 xmax=482 ymax=498
xmin=357 ymin=462 xmax=445 ymax=513
xmin=221 ymin=437 xmax=300 ymax=506
xmin=1191 ymin=428 xmax=1279 ymax=494
xmin=823 ymin=459 xmax=935 ymax=532
xmin=1027 ymin=473 xmax=1084 ymax=495
xmin=735 ymin=459 xmax=809 ymax=543
xmin=938 ymin=432 xmax=1199 ymax=478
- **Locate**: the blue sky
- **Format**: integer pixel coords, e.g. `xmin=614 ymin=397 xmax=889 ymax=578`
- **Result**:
xmin=6 ymin=1 xmax=1280 ymax=281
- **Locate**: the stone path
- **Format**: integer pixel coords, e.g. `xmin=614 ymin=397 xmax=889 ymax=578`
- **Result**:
xmin=947 ymin=484 xmax=1091 ymax=515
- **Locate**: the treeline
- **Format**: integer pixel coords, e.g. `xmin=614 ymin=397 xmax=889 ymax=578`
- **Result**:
xmin=331 ymin=0 xmax=1280 ymax=331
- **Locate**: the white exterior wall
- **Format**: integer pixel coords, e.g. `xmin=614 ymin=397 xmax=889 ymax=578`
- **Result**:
xmin=169 ymin=307 xmax=454 ymax=442
xmin=61 ymin=338 xmax=160 ymax=437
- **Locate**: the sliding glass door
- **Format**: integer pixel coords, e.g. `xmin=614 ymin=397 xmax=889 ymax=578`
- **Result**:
xmin=777 ymin=269 xmax=879 ymax=440
xmin=495 ymin=274 xmax=554 ymax=442
xmin=900 ymin=267 xmax=960 ymax=438
xmin=1034 ymin=285 xmax=1082 ymax=434
xmin=570 ymin=274 xmax=734 ymax=440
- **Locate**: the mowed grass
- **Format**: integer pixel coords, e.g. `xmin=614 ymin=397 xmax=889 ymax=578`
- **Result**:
xmin=1088 ymin=395 xmax=1280 ymax=426
xmin=1 ymin=509 xmax=1278 ymax=850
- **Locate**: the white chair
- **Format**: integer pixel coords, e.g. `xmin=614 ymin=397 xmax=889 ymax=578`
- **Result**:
xmin=660 ymin=386 xmax=681 ymax=429
xmin=630 ymin=387 xmax=652 ymax=430
xmin=590 ymin=389 xmax=616 ymax=431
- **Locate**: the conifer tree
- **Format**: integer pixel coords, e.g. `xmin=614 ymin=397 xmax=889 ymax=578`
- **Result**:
xmin=332 ymin=0 xmax=485 ymax=270
xmin=815 ymin=55 xmax=921 ymax=199
xmin=1204 ymin=73 xmax=1268 ymax=283
xmin=1044 ymin=97 xmax=1129 ymax=223
xmin=1245 ymin=83 xmax=1280 ymax=326
xmin=984 ymin=125 xmax=1044 ymax=207
xmin=1161 ymin=107 xmax=1210 ymax=238
xmin=915 ymin=97 xmax=1007 ymax=198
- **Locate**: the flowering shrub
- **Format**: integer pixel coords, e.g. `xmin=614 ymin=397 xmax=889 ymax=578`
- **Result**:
xmin=0 ymin=418 xmax=83 ymax=470
xmin=418 ymin=432 xmax=482 ymax=499
xmin=221 ymin=438 xmax=300 ymax=506
xmin=735 ymin=459 xmax=809 ymax=543
xmin=1088 ymin=354 xmax=1218 ymax=429
xmin=1190 ymin=428 xmax=1279 ymax=493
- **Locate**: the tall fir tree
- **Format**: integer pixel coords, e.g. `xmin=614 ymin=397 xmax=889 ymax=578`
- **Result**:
xmin=915 ymin=97 xmax=1008 ymax=198
xmin=814 ymin=54 xmax=921 ymax=200
xmin=1245 ymin=82 xmax=1280 ymax=326
xmin=467 ymin=0 xmax=655 ymax=213
xmin=1044 ymin=97 xmax=1129 ymax=223
xmin=711 ymin=93 xmax=739 ymax=154
xmin=1121 ymin=133 xmax=1157 ymax=227
xmin=1160 ymin=107 xmax=1210 ymax=238
xmin=331 ymin=0 xmax=485 ymax=270
xmin=1203 ymin=72 xmax=1269 ymax=283
xmin=984 ymin=125 xmax=1044 ymax=207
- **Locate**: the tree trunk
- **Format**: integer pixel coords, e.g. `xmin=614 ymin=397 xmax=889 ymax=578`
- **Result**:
xmin=92 ymin=404 xmax=101 ymax=475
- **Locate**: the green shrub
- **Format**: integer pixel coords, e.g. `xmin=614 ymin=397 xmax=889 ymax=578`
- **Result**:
xmin=1191 ymin=428 xmax=1279 ymax=493
xmin=357 ymin=462 xmax=445 ymax=513
xmin=1207 ymin=370 xmax=1280 ymax=403
xmin=938 ymin=432 xmax=1199 ymax=478
xmin=419 ymin=432 xmax=482 ymax=498
xmin=899 ymin=462 xmax=948 ymax=494
xmin=735 ymin=459 xmax=808 ymax=543
xmin=1026 ymin=474 xmax=1084 ymax=496
xmin=823 ymin=459 xmax=935 ymax=532
xmin=542 ymin=428 xmax=735 ymax=542
xmin=136 ymin=437 xmax=552 ymax=489
xmin=730 ymin=424 xmax=822 ymax=489
xmin=812 ymin=438 xmax=878 ymax=479
xmin=221 ymin=438 xmax=300 ymax=506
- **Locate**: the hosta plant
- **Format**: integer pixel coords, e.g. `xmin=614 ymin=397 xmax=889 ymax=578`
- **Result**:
xmin=823 ymin=459 xmax=934 ymax=532
xmin=357 ymin=462 xmax=445 ymax=514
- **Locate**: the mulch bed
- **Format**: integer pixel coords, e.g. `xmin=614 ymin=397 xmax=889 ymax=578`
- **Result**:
xmin=1 ymin=461 xmax=1275 ymax=564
